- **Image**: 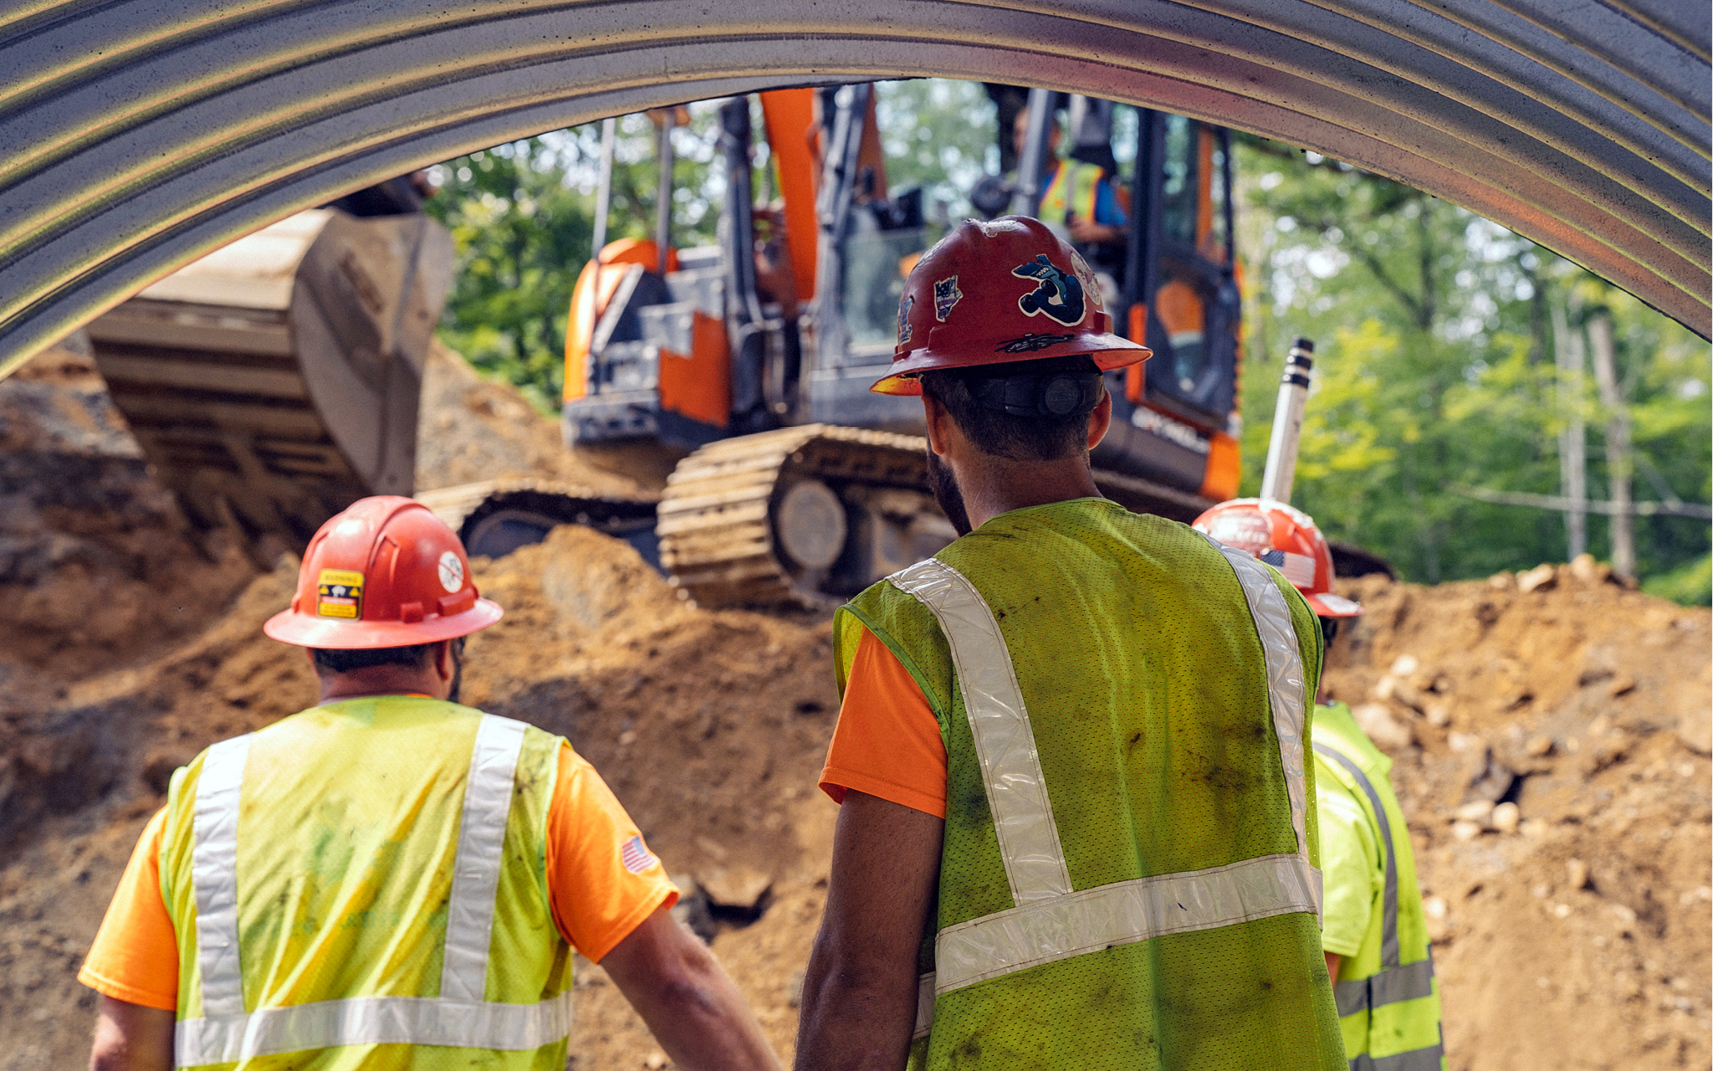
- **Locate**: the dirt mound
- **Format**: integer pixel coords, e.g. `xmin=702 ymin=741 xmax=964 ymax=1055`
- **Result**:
xmin=415 ymin=340 xmax=659 ymax=498
xmin=1327 ymin=566 xmax=1711 ymax=1071
xmin=1 ymin=340 xmax=1707 ymax=1069
xmin=0 ymin=341 xmax=256 ymax=677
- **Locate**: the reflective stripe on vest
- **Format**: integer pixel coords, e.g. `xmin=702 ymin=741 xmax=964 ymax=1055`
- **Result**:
xmin=890 ymin=555 xmax=1320 ymax=1020
xmin=1315 ymin=740 xmax=1445 ymax=1069
xmin=1038 ymin=161 xmax=1101 ymax=226
xmin=175 ymin=715 xmax=572 ymax=1065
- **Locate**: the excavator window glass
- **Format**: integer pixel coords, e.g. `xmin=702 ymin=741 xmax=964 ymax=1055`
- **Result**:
xmin=1160 ymin=114 xmax=1198 ymax=247
xmin=843 ymin=223 xmax=928 ymax=352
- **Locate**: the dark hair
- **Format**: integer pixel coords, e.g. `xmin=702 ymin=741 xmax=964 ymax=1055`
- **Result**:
xmin=310 ymin=643 xmax=433 ymax=675
xmin=918 ymin=355 xmax=1103 ymax=462
xmin=1318 ymin=616 xmax=1340 ymax=648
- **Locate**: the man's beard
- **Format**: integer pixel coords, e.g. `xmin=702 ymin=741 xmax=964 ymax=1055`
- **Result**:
xmin=926 ymin=450 xmax=973 ymax=536
xmin=449 ymin=637 xmax=466 ymax=705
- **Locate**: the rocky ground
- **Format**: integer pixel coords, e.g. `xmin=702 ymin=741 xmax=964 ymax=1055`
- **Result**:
xmin=1 ymin=340 xmax=1706 ymax=1070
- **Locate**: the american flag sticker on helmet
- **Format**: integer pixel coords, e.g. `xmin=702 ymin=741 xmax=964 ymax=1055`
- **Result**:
xmin=620 ymin=834 xmax=657 ymax=874
xmin=1260 ymin=549 xmax=1317 ymax=589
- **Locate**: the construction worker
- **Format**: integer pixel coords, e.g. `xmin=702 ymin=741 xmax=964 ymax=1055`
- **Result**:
xmin=1015 ymin=106 xmax=1127 ymax=265
xmin=793 ymin=217 xmax=1345 ymax=1070
xmin=1194 ymin=499 xmax=1446 ymax=1071
xmin=79 ymin=496 xmax=780 ymax=1071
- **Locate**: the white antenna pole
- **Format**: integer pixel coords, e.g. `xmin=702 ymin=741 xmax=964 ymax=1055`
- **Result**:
xmin=1259 ymin=337 xmax=1314 ymax=504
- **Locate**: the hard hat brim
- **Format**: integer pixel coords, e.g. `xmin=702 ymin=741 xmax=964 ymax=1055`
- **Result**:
xmin=1306 ymin=592 xmax=1363 ymax=618
xmin=262 ymin=598 xmax=504 ymax=649
xmin=871 ymin=331 xmax=1150 ymax=396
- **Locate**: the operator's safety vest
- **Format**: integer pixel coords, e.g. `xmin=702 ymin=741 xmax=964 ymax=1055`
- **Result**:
xmin=1037 ymin=159 xmax=1105 ymax=226
xmin=158 ymin=697 xmax=573 ymax=1070
xmin=1313 ymin=702 xmax=1447 ymax=1071
xmin=835 ymin=498 xmax=1347 ymax=1070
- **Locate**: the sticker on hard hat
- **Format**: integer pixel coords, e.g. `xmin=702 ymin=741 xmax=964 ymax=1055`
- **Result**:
xmin=1011 ymin=255 xmax=1085 ymax=326
xmin=317 ymin=569 xmax=365 ymax=619
xmin=896 ymin=294 xmax=914 ymax=346
xmin=933 ymin=275 xmax=963 ymax=322
xmin=996 ymin=332 xmax=1077 ymax=353
xmin=438 ymin=551 xmax=464 ymax=593
xmin=1261 ymin=548 xmax=1317 ymax=588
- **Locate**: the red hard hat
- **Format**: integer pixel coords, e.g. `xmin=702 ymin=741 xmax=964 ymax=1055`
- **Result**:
xmin=871 ymin=216 xmax=1150 ymax=396
xmin=264 ymin=496 xmax=503 ymax=649
xmin=1192 ymin=498 xmax=1362 ymax=618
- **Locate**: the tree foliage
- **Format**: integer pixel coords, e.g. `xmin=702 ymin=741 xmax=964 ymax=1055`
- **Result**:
xmin=1234 ymin=140 xmax=1711 ymax=597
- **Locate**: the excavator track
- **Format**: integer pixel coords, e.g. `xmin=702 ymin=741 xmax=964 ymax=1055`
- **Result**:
xmin=657 ymin=424 xmax=935 ymax=608
xmin=657 ymin=424 xmax=1225 ymax=609
xmin=416 ymin=478 xmax=660 ymax=561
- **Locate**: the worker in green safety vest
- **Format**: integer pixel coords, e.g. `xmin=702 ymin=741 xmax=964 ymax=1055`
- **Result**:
xmin=1193 ymin=498 xmax=1447 ymax=1071
xmin=80 ymin=496 xmax=781 ymax=1071
xmin=793 ymin=217 xmax=1345 ymax=1070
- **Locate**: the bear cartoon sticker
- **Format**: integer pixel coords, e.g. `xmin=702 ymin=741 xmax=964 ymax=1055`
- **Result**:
xmin=1011 ymin=255 xmax=1086 ymax=326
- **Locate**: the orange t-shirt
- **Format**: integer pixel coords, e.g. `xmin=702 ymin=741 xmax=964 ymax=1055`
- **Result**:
xmin=79 ymin=742 xmax=676 ymax=1011
xmin=818 ymin=627 xmax=948 ymax=819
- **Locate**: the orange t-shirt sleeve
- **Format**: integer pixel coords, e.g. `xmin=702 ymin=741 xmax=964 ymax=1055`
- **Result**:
xmin=818 ymin=627 xmax=948 ymax=818
xmin=545 ymin=743 xmax=679 ymax=963
xmin=79 ymin=807 xmax=179 ymax=1010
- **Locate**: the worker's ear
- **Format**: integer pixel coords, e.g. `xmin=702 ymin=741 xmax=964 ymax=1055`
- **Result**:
xmin=432 ymin=640 xmax=456 ymax=683
xmin=1086 ymin=389 xmax=1112 ymax=451
xmin=921 ymin=392 xmax=954 ymax=457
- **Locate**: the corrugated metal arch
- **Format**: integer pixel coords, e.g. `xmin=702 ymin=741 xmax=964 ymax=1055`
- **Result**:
xmin=0 ymin=0 xmax=1706 ymax=374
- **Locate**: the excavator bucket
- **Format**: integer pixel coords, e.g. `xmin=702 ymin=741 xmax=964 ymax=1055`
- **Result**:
xmin=85 ymin=209 xmax=453 ymax=552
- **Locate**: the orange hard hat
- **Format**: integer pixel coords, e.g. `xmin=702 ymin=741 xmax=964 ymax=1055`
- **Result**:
xmin=1192 ymin=498 xmax=1362 ymax=618
xmin=263 ymin=496 xmax=503 ymax=649
xmin=871 ymin=216 xmax=1150 ymax=396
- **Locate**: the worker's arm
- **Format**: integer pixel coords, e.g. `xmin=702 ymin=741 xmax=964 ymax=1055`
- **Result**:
xmin=600 ymin=905 xmax=781 ymax=1071
xmin=793 ymin=790 xmax=943 ymax=1071
xmin=1325 ymin=951 xmax=1341 ymax=982
xmin=89 ymin=995 xmax=173 ymax=1071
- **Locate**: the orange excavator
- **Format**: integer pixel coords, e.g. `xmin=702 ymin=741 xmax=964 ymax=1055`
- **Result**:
xmin=466 ymin=85 xmax=1247 ymax=605
xmin=85 ymin=83 xmax=1248 ymax=607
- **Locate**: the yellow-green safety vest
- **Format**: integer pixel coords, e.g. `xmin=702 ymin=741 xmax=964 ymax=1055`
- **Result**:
xmin=159 ymin=696 xmax=574 ymax=1070
xmin=1313 ymin=702 xmax=1447 ymax=1071
xmin=1037 ymin=160 xmax=1104 ymax=226
xmin=835 ymin=498 xmax=1347 ymax=1070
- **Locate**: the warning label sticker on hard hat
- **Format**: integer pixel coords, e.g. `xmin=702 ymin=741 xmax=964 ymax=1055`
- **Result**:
xmin=317 ymin=569 xmax=365 ymax=619
xmin=438 ymin=551 xmax=464 ymax=593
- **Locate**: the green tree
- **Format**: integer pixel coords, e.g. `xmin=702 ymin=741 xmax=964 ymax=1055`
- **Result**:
xmin=1234 ymin=140 xmax=1711 ymax=597
xmin=425 ymin=106 xmax=730 ymax=411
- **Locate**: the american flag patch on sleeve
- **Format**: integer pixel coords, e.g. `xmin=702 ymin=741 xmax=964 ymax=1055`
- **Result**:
xmin=620 ymin=834 xmax=657 ymax=875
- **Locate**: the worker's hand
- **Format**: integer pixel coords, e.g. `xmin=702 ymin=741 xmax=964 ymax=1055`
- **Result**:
xmin=793 ymin=790 xmax=944 ymax=1071
xmin=600 ymin=905 xmax=782 ymax=1071
xmin=89 ymin=995 xmax=173 ymax=1071
xmin=1067 ymin=216 xmax=1122 ymax=245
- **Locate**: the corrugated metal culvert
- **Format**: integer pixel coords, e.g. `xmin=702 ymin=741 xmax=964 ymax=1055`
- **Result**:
xmin=0 ymin=0 xmax=1707 ymax=374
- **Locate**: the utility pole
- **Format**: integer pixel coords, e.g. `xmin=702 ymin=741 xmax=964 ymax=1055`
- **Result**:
xmin=1552 ymin=301 xmax=1588 ymax=560
xmin=1587 ymin=310 xmax=1635 ymax=580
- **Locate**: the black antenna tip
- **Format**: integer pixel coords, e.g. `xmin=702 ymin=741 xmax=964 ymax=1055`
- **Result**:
xmin=1292 ymin=337 xmax=1315 ymax=352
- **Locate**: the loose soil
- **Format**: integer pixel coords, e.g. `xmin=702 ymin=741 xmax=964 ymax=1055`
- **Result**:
xmin=1 ymin=341 xmax=1706 ymax=1070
